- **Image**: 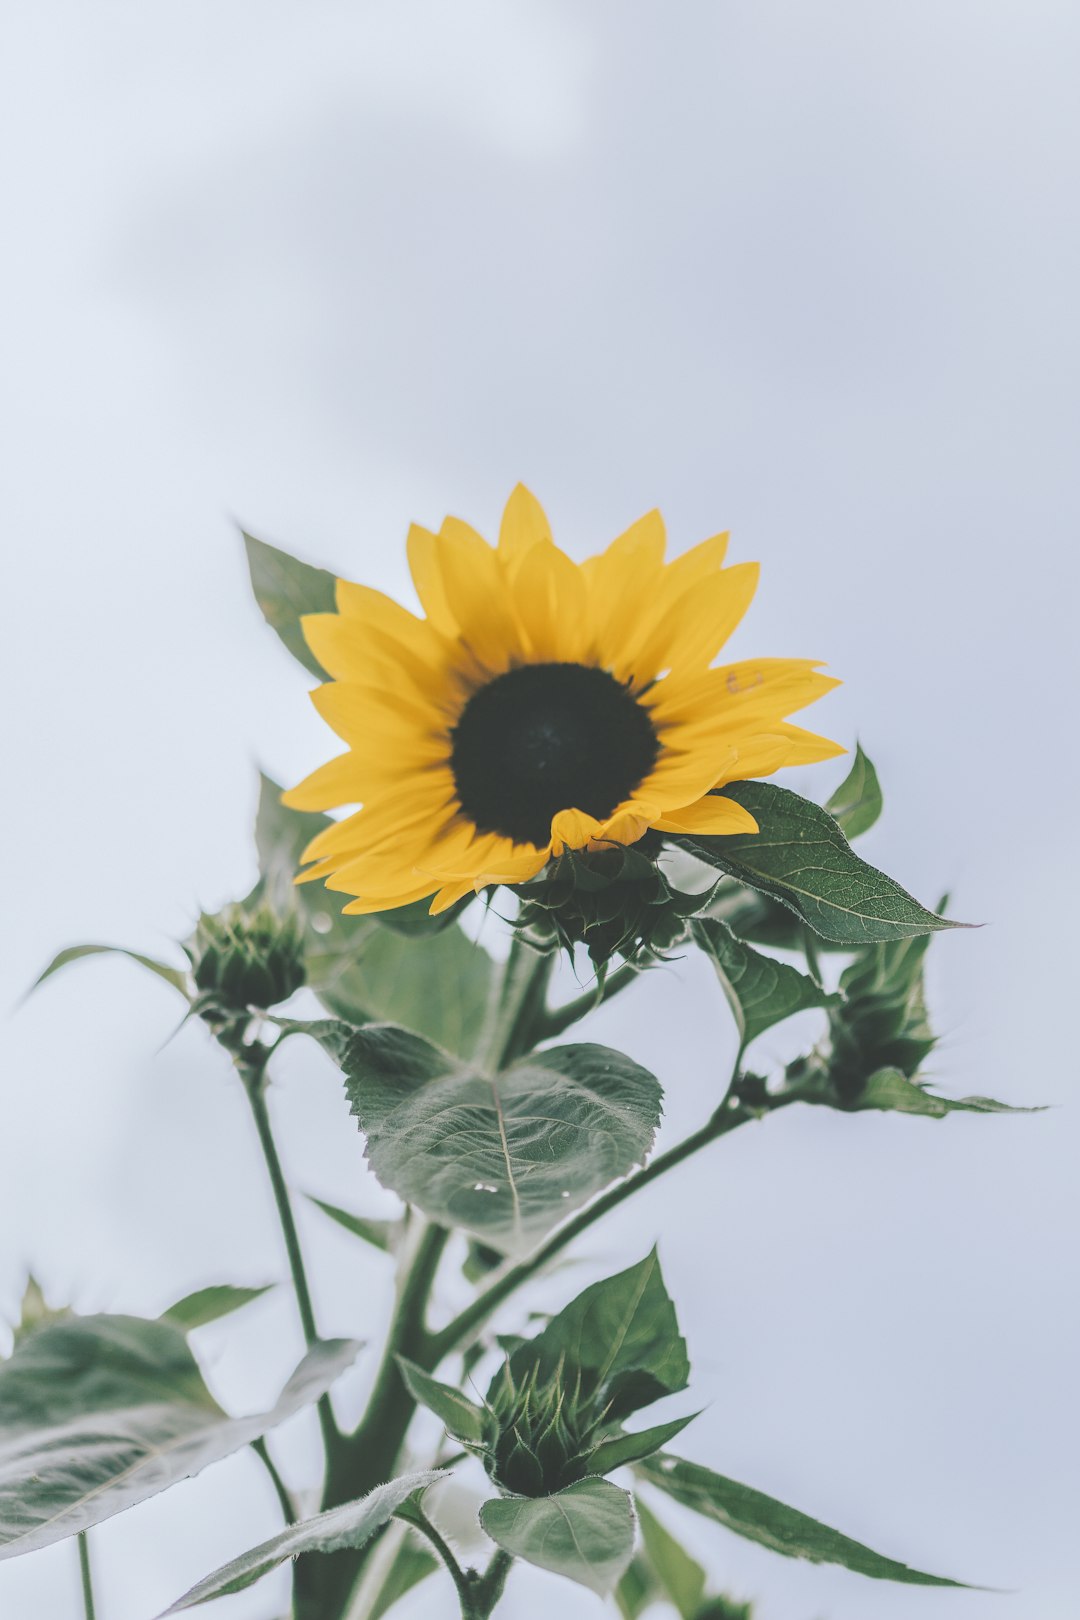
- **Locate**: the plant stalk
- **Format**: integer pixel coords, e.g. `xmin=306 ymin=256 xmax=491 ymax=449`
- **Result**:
xmin=240 ymin=1055 xmax=340 ymax=1468
xmin=78 ymin=1532 xmax=96 ymax=1620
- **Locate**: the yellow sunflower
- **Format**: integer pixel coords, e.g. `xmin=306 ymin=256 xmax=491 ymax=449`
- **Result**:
xmin=284 ymin=486 xmax=843 ymax=916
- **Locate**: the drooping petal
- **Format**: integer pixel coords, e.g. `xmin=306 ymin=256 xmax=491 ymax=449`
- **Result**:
xmin=652 ymin=794 xmax=760 ymax=835
xmin=282 ymin=753 xmax=366 ymax=812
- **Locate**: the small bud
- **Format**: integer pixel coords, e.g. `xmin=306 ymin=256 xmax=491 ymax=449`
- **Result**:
xmin=185 ymin=895 xmax=305 ymax=1018
xmin=513 ymin=841 xmax=714 ymax=971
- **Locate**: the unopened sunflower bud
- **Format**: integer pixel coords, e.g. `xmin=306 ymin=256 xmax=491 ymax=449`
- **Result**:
xmin=186 ymin=897 xmax=305 ymax=1016
xmin=513 ymin=841 xmax=714 ymax=970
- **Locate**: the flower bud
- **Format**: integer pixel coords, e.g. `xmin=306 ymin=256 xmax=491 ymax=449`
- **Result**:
xmin=186 ymin=896 xmax=305 ymax=1016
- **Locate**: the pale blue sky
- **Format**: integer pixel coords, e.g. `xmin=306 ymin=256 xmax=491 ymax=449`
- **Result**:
xmin=2 ymin=4 xmax=1078 ymax=1618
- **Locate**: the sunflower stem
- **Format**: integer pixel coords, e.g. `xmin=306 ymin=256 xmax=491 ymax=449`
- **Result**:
xmin=238 ymin=1049 xmax=340 ymax=1467
xmin=252 ymin=1435 xmax=298 ymax=1525
xmin=476 ymin=934 xmax=555 ymax=1071
xmin=78 ymin=1532 xmax=96 ymax=1620
xmin=428 ymin=1085 xmax=803 ymax=1364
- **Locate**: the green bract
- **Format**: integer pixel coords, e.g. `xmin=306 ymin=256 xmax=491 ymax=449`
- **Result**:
xmin=186 ymin=895 xmax=306 ymax=1018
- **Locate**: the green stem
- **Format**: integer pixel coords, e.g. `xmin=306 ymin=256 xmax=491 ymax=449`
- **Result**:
xmin=78 ymin=1532 xmax=96 ymax=1620
xmin=469 ymin=1548 xmax=513 ymax=1618
xmin=394 ymin=1503 xmax=471 ymax=1610
xmin=241 ymin=1058 xmax=340 ymax=1464
xmin=430 ymin=1092 xmax=791 ymax=1363
xmin=539 ymin=959 xmax=643 ymax=1040
xmin=476 ymin=936 xmax=555 ymax=1071
xmin=252 ymin=1436 xmax=297 ymax=1525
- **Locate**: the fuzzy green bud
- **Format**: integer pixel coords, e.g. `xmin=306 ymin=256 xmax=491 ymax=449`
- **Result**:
xmin=186 ymin=896 xmax=305 ymax=1016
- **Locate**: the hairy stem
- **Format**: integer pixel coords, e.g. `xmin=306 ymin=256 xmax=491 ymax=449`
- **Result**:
xmin=430 ymin=1091 xmax=793 ymax=1363
xmin=240 ymin=1057 xmax=340 ymax=1466
xmin=538 ymin=958 xmax=644 ymax=1040
xmin=393 ymin=1503 xmax=471 ymax=1609
xmin=78 ymin=1532 xmax=96 ymax=1620
xmin=252 ymin=1435 xmax=297 ymax=1525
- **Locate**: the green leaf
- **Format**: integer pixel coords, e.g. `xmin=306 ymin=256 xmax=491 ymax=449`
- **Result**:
xmin=396 ymin=1358 xmax=485 ymax=1444
xmin=158 ymin=1470 xmax=445 ymax=1613
xmin=305 ymin=1195 xmax=399 ymax=1254
xmin=256 ymin=775 xmax=493 ymax=1056
xmin=638 ymin=1454 xmax=971 ymax=1587
xmin=615 ymin=1556 xmax=659 ymax=1619
xmin=842 ymin=1066 xmax=1040 ymax=1118
xmin=160 ymin=1285 xmax=274 ymax=1332
xmin=331 ymin=1024 xmax=662 ymax=1254
xmin=480 ymin=1477 xmax=636 ymax=1595
xmin=692 ymin=918 xmax=835 ymax=1053
xmin=0 ymin=1316 xmax=359 ymax=1559
xmin=365 ymin=1532 xmax=438 ymax=1619
xmin=824 ymin=743 xmax=883 ymax=838
xmin=29 ymin=943 xmax=189 ymax=998
xmin=678 ymin=781 xmax=966 ymax=945
xmin=588 ymin=1413 xmax=699 ymax=1476
xmin=243 ymin=531 xmax=337 ymax=679
xmin=635 ymin=1497 xmax=707 ymax=1620
xmin=508 ymin=1250 xmax=688 ymax=1420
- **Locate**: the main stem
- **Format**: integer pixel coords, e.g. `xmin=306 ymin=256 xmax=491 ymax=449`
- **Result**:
xmin=78 ymin=1532 xmax=96 ymax=1620
xmin=301 ymin=942 xmax=553 ymax=1620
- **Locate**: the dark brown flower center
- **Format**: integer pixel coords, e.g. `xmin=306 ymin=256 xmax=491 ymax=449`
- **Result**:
xmin=450 ymin=662 xmax=659 ymax=847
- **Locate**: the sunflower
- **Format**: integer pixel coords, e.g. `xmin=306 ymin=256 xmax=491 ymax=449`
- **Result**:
xmin=284 ymin=486 xmax=842 ymax=917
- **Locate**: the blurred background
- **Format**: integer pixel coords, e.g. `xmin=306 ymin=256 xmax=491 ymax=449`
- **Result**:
xmin=2 ymin=3 xmax=1078 ymax=1617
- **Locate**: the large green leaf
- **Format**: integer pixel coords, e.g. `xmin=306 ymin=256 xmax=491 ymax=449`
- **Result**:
xmin=158 ymin=1470 xmax=444 ymax=1614
xmin=638 ymin=1454 xmax=970 ymax=1587
xmin=243 ymin=531 xmax=337 ymax=679
xmin=508 ymin=1251 xmax=688 ymax=1420
xmin=396 ymin=1357 xmax=485 ymax=1444
xmin=635 ymin=1498 xmax=707 ymax=1620
xmin=0 ymin=1316 xmax=359 ymax=1560
xmin=480 ymin=1477 xmax=636 ymax=1595
xmin=160 ymin=1284 xmax=274 ymax=1332
xmin=29 ymin=943 xmax=189 ymax=998
xmin=330 ymin=1024 xmax=662 ymax=1254
xmin=678 ymin=782 xmax=965 ymax=945
xmin=824 ymin=744 xmax=883 ymax=839
xmin=692 ymin=918 xmax=835 ymax=1054
xmin=256 ymin=776 xmax=493 ymax=1056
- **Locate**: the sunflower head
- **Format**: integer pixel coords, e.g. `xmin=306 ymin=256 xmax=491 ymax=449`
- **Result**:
xmin=186 ymin=895 xmax=306 ymax=1019
xmin=284 ymin=486 xmax=842 ymax=940
xmin=514 ymin=840 xmax=715 ymax=969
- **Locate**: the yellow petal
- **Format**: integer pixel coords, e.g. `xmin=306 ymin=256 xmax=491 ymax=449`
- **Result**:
xmin=766 ymin=723 xmax=847 ymax=766
xmin=630 ymin=562 xmax=760 ymax=683
xmin=432 ymin=528 xmax=524 ymax=674
xmin=594 ymin=800 xmax=658 ymax=845
xmin=652 ymin=794 xmax=759 ymax=835
xmin=334 ymin=579 xmax=441 ymax=667
xmin=640 ymin=742 xmax=740 ymax=810
xmin=309 ymin=683 xmax=448 ymax=755
xmin=406 ymin=524 xmax=459 ymax=636
xmin=498 ymin=484 xmax=553 ymax=562
xmin=283 ymin=753 xmax=365 ymax=812
xmin=550 ymin=807 xmax=606 ymax=854
xmin=342 ymin=881 xmax=439 ymax=915
xmin=508 ymin=540 xmax=589 ymax=663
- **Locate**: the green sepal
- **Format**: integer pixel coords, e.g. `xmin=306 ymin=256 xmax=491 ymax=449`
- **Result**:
xmin=160 ymin=1285 xmax=274 ymax=1332
xmin=505 ymin=1249 xmax=689 ymax=1423
xmin=824 ymin=743 xmax=883 ymax=838
xmin=395 ymin=1357 xmax=486 ymax=1444
xmin=586 ymin=1411 xmax=699 ymax=1475
xmin=28 ymin=943 xmax=190 ymax=1000
xmin=677 ymin=781 xmax=968 ymax=944
xmin=305 ymin=1195 xmax=400 ymax=1254
xmin=638 ymin=1453 xmax=974 ymax=1587
xmin=691 ymin=917 xmax=836 ymax=1055
xmin=243 ymin=530 xmax=336 ymax=680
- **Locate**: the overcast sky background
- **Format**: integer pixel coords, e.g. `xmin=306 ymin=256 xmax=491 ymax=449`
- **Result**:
xmin=2 ymin=4 xmax=1078 ymax=1618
